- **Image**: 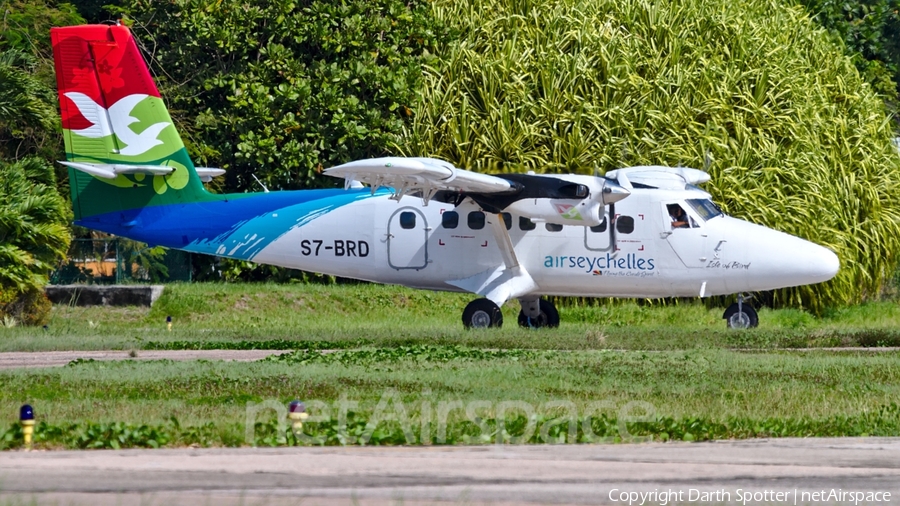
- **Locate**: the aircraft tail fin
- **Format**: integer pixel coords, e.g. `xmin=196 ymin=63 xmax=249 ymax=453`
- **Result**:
xmin=51 ymin=24 xmax=214 ymax=222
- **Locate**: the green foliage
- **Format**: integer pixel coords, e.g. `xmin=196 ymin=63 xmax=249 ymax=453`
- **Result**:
xmin=2 ymin=404 xmax=899 ymax=449
xmin=66 ymin=0 xmax=114 ymax=24
xmin=117 ymin=0 xmax=450 ymax=192
xmin=0 ymin=0 xmax=84 ymax=57
xmin=143 ymin=339 xmax=369 ymax=351
xmin=116 ymin=238 xmax=169 ymax=282
xmin=0 ymin=158 xmax=70 ymax=325
xmin=0 ymin=419 xmax=172 ymax=449
xmin=0 ymin=1 xmax=83 ymax=180
xmin=0 ymin=50 xmax=59 ymax=161
xmin=404 ymin=0 xmax=900 ymax=312
xmin=796 ymin=0 xmax=900 ymax=99
xmin=266 ymin=345 xmax=542 ymax=367
xmin=0 ymin=286 xmax=52 ymax=326
xmin=3 ymin=332 xmax=900 ymax=446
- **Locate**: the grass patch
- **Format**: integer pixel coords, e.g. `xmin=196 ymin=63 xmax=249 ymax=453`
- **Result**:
xmin=1 ymin=347 xmax=899 ymax=448
xmin=2 ymin=284 xmax=900 ymax=448
xmin=4 ymin=283 xmax=900 ymax=351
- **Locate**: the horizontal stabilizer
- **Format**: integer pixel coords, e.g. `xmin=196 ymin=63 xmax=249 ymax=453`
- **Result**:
xmin=195 ymin=167 xmax=226 ymax=182
xmin=59 ymin=161 xmax=174 ymax=179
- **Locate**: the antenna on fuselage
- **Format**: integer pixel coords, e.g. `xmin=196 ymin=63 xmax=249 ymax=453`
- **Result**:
xmin=251 ymin=174 xmax=270 ymax=193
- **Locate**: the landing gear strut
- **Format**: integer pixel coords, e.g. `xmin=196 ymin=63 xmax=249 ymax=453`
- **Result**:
xmin=462 ymin=298 xmax=503 ymax=328
xmin=517 ymin=297 xmax=560 ymax=329
xmin=723 ymin=294 xmax=758 ymax=329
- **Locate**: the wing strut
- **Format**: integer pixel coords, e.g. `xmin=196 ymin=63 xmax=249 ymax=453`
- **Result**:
xmin=447 ymin=213 xmax=537 ymax=306
xmin=489 ymin=213 xmax=519 ymax=270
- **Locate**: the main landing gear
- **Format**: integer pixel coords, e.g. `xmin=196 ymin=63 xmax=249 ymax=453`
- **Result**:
xmin=517 ymin=297 xmax=560 ymax=329
xmin=723 ymin=293 xmax=758 ymax=329
xmin=461 ymin=297 xmax=560 ymax=329
xmin=462 ymin=299 xmax=504 ymax=328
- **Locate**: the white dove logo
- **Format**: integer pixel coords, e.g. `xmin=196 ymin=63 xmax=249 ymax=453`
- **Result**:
xmin=64 ymin=92 xmax=171 ymax=157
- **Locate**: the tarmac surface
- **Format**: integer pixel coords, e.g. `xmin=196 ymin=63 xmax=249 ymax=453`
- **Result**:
xmin=0 ymin=350 xmax=281 ymax=369
xmin=1 ymin=348 xmax=897 ymax=370
xmin=1 ymin=438 xmax=899 ymax=505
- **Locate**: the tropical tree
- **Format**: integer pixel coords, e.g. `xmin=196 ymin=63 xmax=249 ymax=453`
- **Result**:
xmin=117 ymin=0 xmax=449 ymax=192
xmin=0 ymin=157 xmax=71 ymax=325
xmin=402 ymin=0 xmax=900 ymax=311
xmin=795 ymin=0 xmax=900 ymax=101
xmin=0 ymin=49 xmax=58 ymax=162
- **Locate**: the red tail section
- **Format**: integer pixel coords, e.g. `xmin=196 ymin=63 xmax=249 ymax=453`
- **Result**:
xmin=51 ymin=24 xmax=211 ymax=221
xmin=52 ymin=24 xmax=162 ymax=135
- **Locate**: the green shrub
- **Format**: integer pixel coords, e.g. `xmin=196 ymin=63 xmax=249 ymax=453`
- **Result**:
xmin=0 ymin=286 xmax=51 ymax=326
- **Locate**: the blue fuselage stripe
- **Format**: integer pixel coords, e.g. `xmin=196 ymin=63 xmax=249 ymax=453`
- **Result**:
xmin=76 ymin=188 xmax=380 ymax=260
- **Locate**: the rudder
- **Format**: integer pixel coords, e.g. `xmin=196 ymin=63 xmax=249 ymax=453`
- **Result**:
xmin=51 ymin=24 xmax=213 ymax=221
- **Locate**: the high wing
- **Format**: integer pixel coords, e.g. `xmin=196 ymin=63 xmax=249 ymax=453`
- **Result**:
xmin=324 ymin=157 xmax=516 ymax=203
xmin=605 ymin=165 xmax=711 ymax=191
xmin=324 ymin=157 xmax=630 ymax=224
xmin=325 ymin=156 xmax=632 ymax=307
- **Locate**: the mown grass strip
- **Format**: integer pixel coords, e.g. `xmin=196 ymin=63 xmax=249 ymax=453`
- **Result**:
xmin=138 ymin=328 xmax=900 ymax=353
xmin=142 ymin=339 xmax=372 ymax=351
xmin=264 ymin=345 xmax=544 ymax=366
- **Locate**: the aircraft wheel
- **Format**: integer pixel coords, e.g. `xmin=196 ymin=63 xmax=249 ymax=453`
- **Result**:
xmin=462 ymin=299 xmax=503 ymax=329
xmin=723 ymin=302 xmax=758 ymax=329
xmin=518 ymin=299 xmax=560 ymax=329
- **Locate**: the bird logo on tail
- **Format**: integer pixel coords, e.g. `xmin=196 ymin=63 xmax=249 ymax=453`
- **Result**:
xmin=64 ymin=91 xmax=171 ymax=156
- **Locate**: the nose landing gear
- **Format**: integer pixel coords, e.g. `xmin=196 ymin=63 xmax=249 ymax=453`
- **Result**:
xmin=517 ymin=297 xmax=560 ymax=329
xmin=723 ymin=293 xmax=758 ymax=329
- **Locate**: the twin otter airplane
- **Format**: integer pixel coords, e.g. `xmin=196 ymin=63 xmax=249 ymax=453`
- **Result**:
xmin=51 ymin=24 xmax=839 ymax=329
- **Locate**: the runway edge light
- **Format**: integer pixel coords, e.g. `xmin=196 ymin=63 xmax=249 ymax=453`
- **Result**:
xmin=19 ymin=404 xmax=34 ymax=450
xmin=288 ymin=400 xmax=308 ymax=437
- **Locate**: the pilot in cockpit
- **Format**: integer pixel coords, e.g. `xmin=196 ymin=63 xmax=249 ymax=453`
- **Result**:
xmin=667 ymin=204 xmax=690 ymax=229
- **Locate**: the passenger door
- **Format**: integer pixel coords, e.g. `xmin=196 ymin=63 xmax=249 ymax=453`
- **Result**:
xmin=387 ymin=208 xmax=429 ymax=270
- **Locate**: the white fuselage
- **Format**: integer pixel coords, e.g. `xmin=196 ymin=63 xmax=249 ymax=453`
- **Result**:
xmin=248 ymin=186 xmax=839 ymax=300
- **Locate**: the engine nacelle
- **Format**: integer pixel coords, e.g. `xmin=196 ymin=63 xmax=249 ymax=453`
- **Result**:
xmin=498 ymin=174 xmax=628 ymax=227
xmin=503 ymin=197 xmax=606 ymax=227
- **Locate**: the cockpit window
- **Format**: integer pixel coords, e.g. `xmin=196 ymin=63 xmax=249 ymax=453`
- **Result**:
xmin=667 ymin=204 xmax=692 ymax=229
xmin=685 ymin=199 xmax=724 ymax=222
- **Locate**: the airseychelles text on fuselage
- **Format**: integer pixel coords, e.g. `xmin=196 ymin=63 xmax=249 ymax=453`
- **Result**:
xmin=544 ymin=253 xmax=656 ymax=272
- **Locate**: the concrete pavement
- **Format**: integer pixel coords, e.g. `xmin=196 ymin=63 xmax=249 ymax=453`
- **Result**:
xmin=1 ymin=438 xmax=899 ymax=505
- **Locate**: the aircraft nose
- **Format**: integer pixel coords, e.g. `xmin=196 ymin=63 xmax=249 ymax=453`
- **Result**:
xmin=763 ymin=234 xmax=840 ymax=288
xmin=797 ymin=241 xmax=840 ymax=283
xmin=725 ymin=219 xmax=840 ymax=292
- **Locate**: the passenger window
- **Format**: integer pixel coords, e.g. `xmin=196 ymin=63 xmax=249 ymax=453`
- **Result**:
xmin=545 ymin=223 xmax=563 ymax=232
xmin=468 ymin=211 xmax=485 ymax=230
xmin=399 ymin=211 xmax=416 ymax=230
xmin=616 ymin=215 xmax=634 ymax=234
xmin=501 ymin=213 xmax=512 ymax=230
xmin=590 ymin=217 xmax=607 ymax=233
xmin=441 ymin=211 xmax=459 ymax=229
xmin=519 ymin=217 xmax=536 ymax=231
